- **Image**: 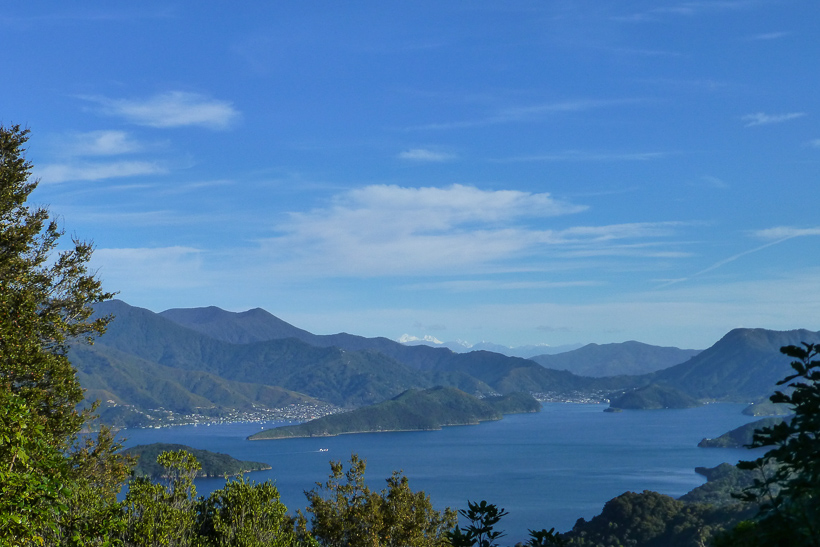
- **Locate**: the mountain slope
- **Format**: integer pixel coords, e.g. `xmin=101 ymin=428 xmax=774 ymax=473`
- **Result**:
xmin=651 ymin=328 xmax=820 ymax=401
xmin=99 ymin=301 xmax=608 ymax=401
xmin=86 ymin=300 xmax=433 ymax=407
xmin=530 ymin=341 xmax=700 ymax=377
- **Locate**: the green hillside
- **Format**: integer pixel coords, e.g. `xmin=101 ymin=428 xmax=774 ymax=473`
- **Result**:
xmin=652 ymin=328 xmax=820 ymax=401
xmin=122 ymin=443 xmax=270 ymax=479
xmin=248 ymin=387 xmax=540 ymax=440
xmin=73 ymin=343 xmax=320 ymax=413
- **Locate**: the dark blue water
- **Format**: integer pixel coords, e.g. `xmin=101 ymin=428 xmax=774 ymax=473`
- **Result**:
xmin=119 ymin=403 xmax=762 ymax=543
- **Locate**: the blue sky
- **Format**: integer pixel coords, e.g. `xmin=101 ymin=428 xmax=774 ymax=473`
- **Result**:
xmin=3 ymin=1 xmax=819 ymax=349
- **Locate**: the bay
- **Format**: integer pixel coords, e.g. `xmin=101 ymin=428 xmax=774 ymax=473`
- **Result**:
xmin=119 ymin=402 xmax=761 ymax=544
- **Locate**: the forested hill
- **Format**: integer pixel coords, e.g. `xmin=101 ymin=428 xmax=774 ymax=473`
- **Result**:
xmin=531 ymin=341 xmax=701 ymax=377
xmin=249 ymin=387 xmax=540 ymax=440
xmin=649 ymin=327 xmax=820 ymax=401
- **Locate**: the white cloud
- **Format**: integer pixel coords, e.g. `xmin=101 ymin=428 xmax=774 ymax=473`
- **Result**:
xmin=807 ymin=139 xmax=820 ymax=149
xmin=617 ymin=1 xmax=759 ymax=22
xmin=754 ymin=226 xmax=820 ymax=240
xmin=742 ymin=112 xmax=806 ymax=127
xmin=398 ymin=148 xmax=456 ymax=162
xmin=60 ymin=130 xmax=143 ymax=156
xmin=749 ymin=31 xmax=790 ymax=41
xmin=82 ymin=91 xmax=240 ymax=129
xmin=35 ymin=160 xmax=167 ymax=183
xmin=259 ymin=184 xmax=684 ymax=277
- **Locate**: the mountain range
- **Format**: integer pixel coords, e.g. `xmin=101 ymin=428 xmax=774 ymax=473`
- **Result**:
xmin=73 ymin=300 xmax=820 ymax=425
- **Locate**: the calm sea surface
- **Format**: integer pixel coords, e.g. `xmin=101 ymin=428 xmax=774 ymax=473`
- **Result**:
xmin=118 ymin=403 xmax=762 ymax=543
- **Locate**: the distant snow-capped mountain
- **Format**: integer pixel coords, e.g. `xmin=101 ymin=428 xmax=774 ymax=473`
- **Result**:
xmin=398 ymin=334 xmax=582 ymax=358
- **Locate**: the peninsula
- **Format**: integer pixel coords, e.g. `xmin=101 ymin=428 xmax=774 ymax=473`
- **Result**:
xmin=248 ymin=387 xmax=540 ymax=440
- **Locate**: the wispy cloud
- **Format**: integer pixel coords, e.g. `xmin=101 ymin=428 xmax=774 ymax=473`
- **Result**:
xmin=496 ymin=150 xmax=666 ymax=163
xmin=697 ymin=175 xmax=729 ymax=189
xmin=807 ymin=139 xmax=820 ymax=149
xmin=657 ymin=226 xmax=820 ymax=288
xmin=81 ymin=91 xmax=240 ymax=130
xmin=257 ymin=184 xmax=686 ymax=277
xmin=616 ymin=1 xmax=759 ymax=22
xmin=411 ymin=99 xmax=630 ymax=131
xmin=742 ymin=111 xmax=806 ymax=127
xmin=397 ymin=148 xmax=456 ymax=162
xmin=58 ymin=130 xmax=144 ymax=156
xmin=749 ymin=31 xmax=790 ymax=41
xmin=754 ymin=226 xmax=820 ymax=240
xmin=35 ymin=161 xmax=167 ymax=184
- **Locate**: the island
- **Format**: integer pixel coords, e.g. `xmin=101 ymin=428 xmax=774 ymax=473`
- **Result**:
xmin=248 ymin=386 xmax=540 ymax=440
xmin=122 ymin=443 xmax=271 ymax=479
xmin=607 ymin=383 xmax=701 ymax=410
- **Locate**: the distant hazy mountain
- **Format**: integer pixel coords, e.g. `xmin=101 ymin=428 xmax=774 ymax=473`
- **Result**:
xmin=530 ymin=341 xmax=701 ymax=377
xmin=399 ymin=334 xmax=583 ymax=358
xmin=652 ymin=328 xmax=820 ymax=402
xmin=156 ymin=301 xmax=612 ymax=395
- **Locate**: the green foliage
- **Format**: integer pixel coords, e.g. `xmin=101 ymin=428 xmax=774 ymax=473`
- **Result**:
xmin=0 ymin=125 xmax=115 ymax=446
xmin=1 ymin=124 xmax=124 ymax=545
xmin=728 ymin=343 xmax=820 ymax=545
xmin=526 ymin=528 xmax=564 ymax=547
xmin=197 ymin=475 xmax=299 ymax=547
xmin=564 ymin=490 xmax=748 ymax=547
xmin=119 ymin=449 xmax=312 ymax=547
xmin=0 ymin=391 xmax=71 ymax=546
xmin=678 ymin=463 xmax=758 ymax=506
xmin=121 ymin=450 xmax=201 ymax=547
xmin=299 ymin=454 xmax=456 ymax=547
xmin=448 ymin=500 xmax=509 ymax=547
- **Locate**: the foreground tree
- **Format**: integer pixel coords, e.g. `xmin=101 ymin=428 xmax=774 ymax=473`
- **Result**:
xmin=197 ymin=474 xmax=303 ymax=547
xmin=720 ymin=343 xmax=820 ymax=546
xmin=300 ymin=454 xmax=456 ymax=547
xmin=0 ymin=124 xmax=123 ymax=545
